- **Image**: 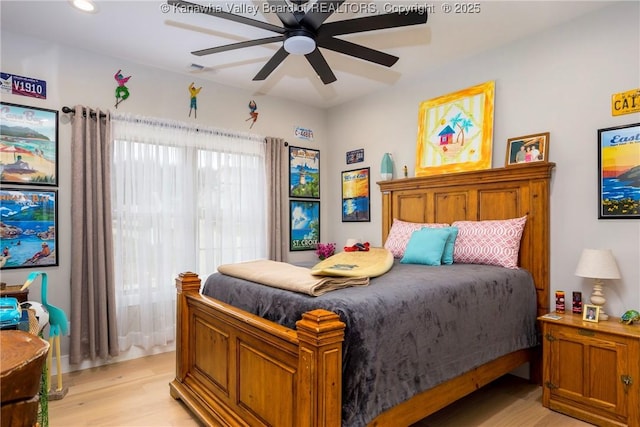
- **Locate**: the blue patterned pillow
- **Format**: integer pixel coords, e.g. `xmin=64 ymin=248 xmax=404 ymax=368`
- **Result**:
xmin=400 ymin=227 xmax=451 ymax=266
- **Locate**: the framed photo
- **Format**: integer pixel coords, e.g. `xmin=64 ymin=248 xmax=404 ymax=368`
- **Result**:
xmin=290 ymin=200 xmax=319 ymax=251
xmin=289 ymin=146 xmax=319 ymax=199
xmin=0 ymin=188 xmax=58 ymax=269
xmin=341 ymin=167 xmax=370 ymax=222
xmin=415 ymin=81 xmax=495 ymax=177
xmin=0 ymin=102 xmax=59 ymax=186
xmin=598 ymin=123 xmax=639 ymax=219
xmin=583 ymin=304 xmax=600 ymax=323
xmin=505 ymin=132 xmax=550 ymax=166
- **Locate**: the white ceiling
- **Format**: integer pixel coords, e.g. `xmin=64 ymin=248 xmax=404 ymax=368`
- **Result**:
xmin=0 ymin=0 xmax=612 ymax=109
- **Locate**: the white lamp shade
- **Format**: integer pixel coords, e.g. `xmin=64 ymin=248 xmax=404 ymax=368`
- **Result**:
xmin=575 ymin=248 xmax=621 ymax=279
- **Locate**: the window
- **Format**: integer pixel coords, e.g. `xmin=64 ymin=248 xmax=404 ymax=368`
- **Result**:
xmin=111 ymin=115 xmax=266 ymax=351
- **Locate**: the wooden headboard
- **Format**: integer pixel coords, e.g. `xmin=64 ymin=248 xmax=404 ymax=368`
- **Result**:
xmin=378 ymin=162 xmax=555 ymax=316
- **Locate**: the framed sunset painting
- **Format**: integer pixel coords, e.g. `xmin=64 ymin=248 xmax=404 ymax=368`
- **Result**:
xmin=341 ymin=167 xmax=370 ymax=222
xmin=597 ymin=123 xmax=639 ymax=219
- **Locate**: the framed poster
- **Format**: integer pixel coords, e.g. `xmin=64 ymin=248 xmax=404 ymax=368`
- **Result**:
xmin=597 ymin=123 xmax=639 ymax=219
xmin=0 ymin=102 xmax=59 ymax=186
xmin=415 ymin=81 xmax=494 ymax=177
xmin=341 ymin=167 xmax=370 ymax=222
xmin=289 ymin=145 xmax=319 ymax=199
xmin=505 ymin=132 xmax=550 ymax=166
xmin=0 ymin=188 xmax=58 ymax=269
xmin=290 ymin=200 xmax=320 ymax=251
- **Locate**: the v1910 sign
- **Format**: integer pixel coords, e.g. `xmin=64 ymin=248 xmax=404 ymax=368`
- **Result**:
xmin=1 ymin=72 xmax=47 ymax=99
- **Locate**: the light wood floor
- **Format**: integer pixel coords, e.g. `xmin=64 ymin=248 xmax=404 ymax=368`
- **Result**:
xmin=48 ymin=351 xmax=592 ymax=426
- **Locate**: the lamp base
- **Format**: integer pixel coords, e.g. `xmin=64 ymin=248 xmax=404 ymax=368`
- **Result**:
xmin=590 ymin=279 xmax=609 ymax=321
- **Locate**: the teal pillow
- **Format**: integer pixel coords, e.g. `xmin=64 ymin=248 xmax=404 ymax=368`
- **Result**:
xmin=400 ymin=227 xmax=451 ymax=265
xmin=441 ymin=226 xmax=459 ymax=265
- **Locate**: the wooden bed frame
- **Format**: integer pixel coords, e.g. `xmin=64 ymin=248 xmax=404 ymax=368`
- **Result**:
xmin=170 ymin=162 xmax=555 ymax=426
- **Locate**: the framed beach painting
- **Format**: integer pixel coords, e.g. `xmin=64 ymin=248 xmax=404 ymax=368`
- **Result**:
xmin=290 ymin=200 xmax=320 ymax=251
xmin=0 ymin=102 xmax=59 ymax=186
xmin=415 ymin=81 xmax=495 ymax=177
xmin=289 ymin=145 xmax=319 ymax=199
xmin=341 ymin=167 xmax=370 ymax=222
xmin=0 ymin=188 xmax=58 ymax=269
xmin=597 ymin=123 xmax=639 ymax=219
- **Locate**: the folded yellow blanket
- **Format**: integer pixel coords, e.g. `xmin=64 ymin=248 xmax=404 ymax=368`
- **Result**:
xmin=217 ymin=259 xmax=369 ymax=296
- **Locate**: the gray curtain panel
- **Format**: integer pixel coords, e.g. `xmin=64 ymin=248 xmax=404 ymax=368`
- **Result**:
xmin=265 ymin=137 xmax=285 ymax=261
xmin=69 ymin=106 xmax=119 ymax=364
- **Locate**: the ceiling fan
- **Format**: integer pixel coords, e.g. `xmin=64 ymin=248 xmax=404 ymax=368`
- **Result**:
xmin=167 ymin=0 xmax=428 ymax=84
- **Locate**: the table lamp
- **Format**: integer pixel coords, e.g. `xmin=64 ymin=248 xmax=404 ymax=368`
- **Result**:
xmin=574 ymin=248 xmax=621 ymax=321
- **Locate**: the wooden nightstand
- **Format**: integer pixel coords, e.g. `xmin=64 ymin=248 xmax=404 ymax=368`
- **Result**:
xmin=539 ymin=312 xmax=640 ymax=427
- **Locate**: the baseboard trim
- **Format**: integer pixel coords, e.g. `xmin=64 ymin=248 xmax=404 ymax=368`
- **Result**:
xmin=52 ymin=343 xmax=176 ymax=374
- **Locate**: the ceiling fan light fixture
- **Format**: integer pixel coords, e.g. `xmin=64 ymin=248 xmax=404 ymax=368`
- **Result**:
xmin=284 ymin=36 xmax=316 ymax=55
xmin=69 ymin=0 xmax=97 ymax=13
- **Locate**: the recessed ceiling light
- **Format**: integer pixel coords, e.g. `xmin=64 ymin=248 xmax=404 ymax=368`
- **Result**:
xmin=69 ymin=0 xmax=97 ymax=13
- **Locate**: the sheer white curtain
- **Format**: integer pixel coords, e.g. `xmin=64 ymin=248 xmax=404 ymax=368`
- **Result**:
xmin=111 ymin=114 xmax=266 ymax=352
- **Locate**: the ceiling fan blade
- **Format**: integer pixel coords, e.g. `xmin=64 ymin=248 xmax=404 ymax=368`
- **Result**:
xmin=319 ymin=9 xmax=428 ymax=37
xmin=253 ymin=47 xmax=290 ymax=81
xmin=192 ymin=36 xmax=285 ymax=56
xmin=267 ymin=0 xmax=299 ymax=27
xmin=305 ymin=49 xmax=337 ymax=84
xmin=300 ymin=0 xmax=345 ymax=30
xmin=317 ymin=37 xmax=398 ymax=67
xmin=167 ymin=0 xmax=285 ymax=34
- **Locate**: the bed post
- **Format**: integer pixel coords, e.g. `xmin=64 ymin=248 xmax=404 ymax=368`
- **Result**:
xmin=172 ymin=272 xmax=200 ymax=389
xmin=295 ymin=309 xmax=345 ymax=427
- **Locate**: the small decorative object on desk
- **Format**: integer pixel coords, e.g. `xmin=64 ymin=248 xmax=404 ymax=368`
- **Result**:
xmin=315 ymin=242 xmax=336 ymax=260
xmin=555 ymin=290 xmax=565 ymax=313
xmin=572 ymin=291 xmax=582 ymax=314
xmin=620 ymin=309 xmax=640 ymax=325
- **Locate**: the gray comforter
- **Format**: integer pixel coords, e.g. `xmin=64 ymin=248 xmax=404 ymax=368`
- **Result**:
xmin=202 ymin=261 xmax=538 ymax=427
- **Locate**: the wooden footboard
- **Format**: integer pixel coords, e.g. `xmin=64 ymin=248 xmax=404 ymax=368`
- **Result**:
xmin=170 ymin=272 xmax=345 ymax=427
xmin=171 ymin=272 xmax=536 ymax=427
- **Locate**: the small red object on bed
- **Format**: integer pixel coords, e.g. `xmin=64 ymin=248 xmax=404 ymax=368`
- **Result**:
xmin=344 ymin=242 xmax=370 ymax=252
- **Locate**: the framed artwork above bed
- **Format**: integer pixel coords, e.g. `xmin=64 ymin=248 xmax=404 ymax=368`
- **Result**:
xmin=341 ymin=167 xmax=370 ymax=222
xmin=506 ymin=132 xmax=550 ymax=166
xmin=415 ymin=81 xmax=495 ymax=177
xmin=289 ymin=145 xmax=319 ymax=199
xmin=289 ymin=200 xmax=319 ymax=251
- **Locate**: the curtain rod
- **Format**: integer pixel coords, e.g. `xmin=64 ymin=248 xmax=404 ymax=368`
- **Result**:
xmin=110 ymin=112 xmax=265 ymax=143
xmin=61 ymin=106 xmax=107 ymax=119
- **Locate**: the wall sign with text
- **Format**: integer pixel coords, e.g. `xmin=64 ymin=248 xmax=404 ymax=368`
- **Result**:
xmin=611 ymin=88 xmax=640 ymax=116
xmin=1 ymin=72 xmax=47 ymax=99
xmin=294 ymin=126 xmax=314 ymax=141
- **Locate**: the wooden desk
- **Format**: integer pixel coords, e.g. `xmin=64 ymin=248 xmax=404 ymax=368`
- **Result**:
xmin=0 ymin=286 xmax=29 ymax=304
xmin=0 ymin=330 xmax=49 ymax=427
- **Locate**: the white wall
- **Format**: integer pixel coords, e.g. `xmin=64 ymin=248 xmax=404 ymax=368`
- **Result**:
xmin=326 ymin=2 xmax=640 ymax=316
xmin=0 ymin=31 xmax=328 ymax=368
